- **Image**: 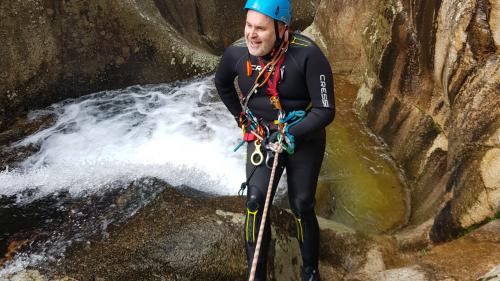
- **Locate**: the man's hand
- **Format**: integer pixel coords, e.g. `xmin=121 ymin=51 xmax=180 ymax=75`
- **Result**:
xmin=265 ymin=131 xmax=284 ymax=154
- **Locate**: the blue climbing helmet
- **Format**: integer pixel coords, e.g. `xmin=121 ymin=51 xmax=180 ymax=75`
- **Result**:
xmin=244 ymin=0 xmax=292 ymax=25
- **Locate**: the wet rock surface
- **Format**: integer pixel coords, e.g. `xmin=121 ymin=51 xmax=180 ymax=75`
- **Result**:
xmin=304 ymin=0 xmax=389 ymax=83
xmin=309 ymin=0 xmax=499 ymax=243
xmin=44 ymin=187 xmax=247 ymax=281
xmin=0 ymin=0 xmax=318 ymax=133
xmin=0 ymin=113 xmax=55 ymax=171
xmin=0 ymin=0 xmax=212 ymax=131
xmin=4 ymin=192 xmax=498 ymax=281
xmin=1 ymin=172 xmax=498 ymax=280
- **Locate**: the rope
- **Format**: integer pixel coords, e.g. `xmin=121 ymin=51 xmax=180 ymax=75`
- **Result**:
xmin=242 ymin=36 xmax=289 ymax=111
xmin=248 ymin=144 xmax=282 ymax=281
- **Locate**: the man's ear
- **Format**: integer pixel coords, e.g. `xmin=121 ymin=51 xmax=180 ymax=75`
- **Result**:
xmin=279 ymin=23 xmax=287 ymax=39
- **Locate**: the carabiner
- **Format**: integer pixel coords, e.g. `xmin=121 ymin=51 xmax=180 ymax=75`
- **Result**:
xmin=250 ymin=141 xmax=264 ymax=166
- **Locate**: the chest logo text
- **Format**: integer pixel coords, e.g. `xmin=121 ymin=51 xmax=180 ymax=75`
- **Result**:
xmin=320 ymin=75 xmax=329 ymax=107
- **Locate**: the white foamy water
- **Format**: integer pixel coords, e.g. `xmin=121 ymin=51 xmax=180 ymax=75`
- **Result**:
xmin=0 ymin=76 xmax=246 ymax=199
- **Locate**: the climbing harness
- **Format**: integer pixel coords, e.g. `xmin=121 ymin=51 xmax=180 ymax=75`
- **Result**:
xmin=234 ymin=30 xmax=305 ymax=160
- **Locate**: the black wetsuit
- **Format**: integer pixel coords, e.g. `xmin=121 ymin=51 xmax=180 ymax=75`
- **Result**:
xmin=215 ymin=32 xmax=335 ymax=280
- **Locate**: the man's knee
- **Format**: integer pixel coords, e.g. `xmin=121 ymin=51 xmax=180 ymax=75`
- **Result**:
xmin=291 ymin=197 xmax=316 ymax=241
xmin=291 ymin=197 xmax=315 ymax=217
xmin=245 ymin=186 xmax=266 ymax=244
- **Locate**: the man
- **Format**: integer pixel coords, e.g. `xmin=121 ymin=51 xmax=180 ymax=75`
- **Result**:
xmin=215 ymin=0 xmax=334 ymax=280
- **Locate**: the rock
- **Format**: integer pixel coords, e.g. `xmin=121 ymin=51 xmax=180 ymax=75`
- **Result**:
xmin=422 ymin=220 xmax=500 ymax=280
xmin=0 ymin=179 xmax=379 ymax=281
xmin=481 ymin=148 xmax=500 ymax=189
xmin=478 ymin=265 xmax=500 ymax=281
xmin=0 ymin=0 xmax=213 ymax=132
xmin=36 ymin=184 xmax=340 ymax=281
xmin=40 ymin=185 xmax=247 ymax=280
xmin=374 ymin=265 xmax=432 ymax=281
xmin=0 ymin=0 xmax=319 ymax=133
xmin=434 ymin=55 xmax=500 ymax=236
xmin=9 ymin=270 xmax=47 ymax=281
xmin=4 ymin=177 xmax=498 ymax=280
xmin=306 ymin=0 xmax=393 ymax=83
xmin=310 ymin=0 xmax=500 ymax=242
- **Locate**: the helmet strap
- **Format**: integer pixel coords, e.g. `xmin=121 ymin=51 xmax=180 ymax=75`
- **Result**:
xmin=273 ymin=20 xmax=282 ymax=50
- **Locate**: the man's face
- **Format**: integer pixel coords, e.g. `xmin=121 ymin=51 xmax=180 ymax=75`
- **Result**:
xmin=245 ymin=10 xmax=276 ymax=57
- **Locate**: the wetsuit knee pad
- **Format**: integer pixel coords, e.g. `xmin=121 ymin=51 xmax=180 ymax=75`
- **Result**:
xmin=245 ymin=196 xmax=261 ymax=244
xmin=291 ymin=198 xmax=316 ymax=243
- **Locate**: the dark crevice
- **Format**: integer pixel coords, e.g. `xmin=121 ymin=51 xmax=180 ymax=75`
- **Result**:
xmin=430 ymin=202 xmax=462 ymax=243
xmin=466 ymin=0 xmax=496 ymax=63
xmin=194 ymin=2 xmax=205 ymax=37
xmin=379 ymin=98 xmax=404 ymax=145
xmin=399 ymin=35 xmax=421 ymax=95
xmin=153 ymin=0 xmax=182 ymax=33
xmin=415 ymin=0 xmax=442 ymax=72
xmin=379 ymin=42 xmax=397 ymax=91
xmin=446 ymin=42 xmax=477 ymax=104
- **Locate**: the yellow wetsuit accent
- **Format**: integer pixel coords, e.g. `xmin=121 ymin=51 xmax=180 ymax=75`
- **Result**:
xmin=295 ymin=217 xmax=304 ymax=243
xmin=246 ymin=208 xmax=258 ymax=243
xmin=290 ymin=36 xmax=311 ymax=47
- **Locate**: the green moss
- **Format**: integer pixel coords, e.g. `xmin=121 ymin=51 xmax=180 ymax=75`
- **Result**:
xmin=461 ymin=211 xmax=500 ymax=236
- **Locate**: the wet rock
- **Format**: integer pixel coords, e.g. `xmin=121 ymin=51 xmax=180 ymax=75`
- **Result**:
xmin=478 ymin=265 xmax=500 ymax=281
xmin=4 ymin=176 xmax=498 ymax=280
xmin=373 ymin=265 xmax=432 ymax=281
xmin=0 ymin=176 xmax=386 ymax=281
xmin=0 ymin=113 xmax=55 ymax=170
xmin=304 ymin=0 xmax=394 ymax=83
xmin=40 ymin=189 xmax=302 ymax=280
xmin=0 ymin=0 xmax=319 ymax=133
xmin=1 ymin=0 xmax=218 ymax=132
xmin=37 ymin=185 xmax=255 ymax=280
xmin=310 ymin=0 xmax=499 ymax=242
xmin=422 ymin=220 xmax=500 ymax=280
xmin=153 ymin=0 xmax=318 ymax=51
xmin=9 ymin=270 xmax=47 ymax=281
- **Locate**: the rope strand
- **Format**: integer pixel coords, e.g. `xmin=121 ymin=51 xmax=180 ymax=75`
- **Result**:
xmin=248 ymin=146 xmax=281 ymax=281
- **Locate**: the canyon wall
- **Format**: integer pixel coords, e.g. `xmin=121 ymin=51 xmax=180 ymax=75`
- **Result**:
xmin=309 ymin=0 xmax=499 ymax=243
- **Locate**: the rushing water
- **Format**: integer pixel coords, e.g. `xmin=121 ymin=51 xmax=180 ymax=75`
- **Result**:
xmin=0 ymin=77 xmax=247 ymax=277
xmin=0 ymin=78 xmax=245 ymax=200
xmin=0 ymin=75 xmax=408 ymax=277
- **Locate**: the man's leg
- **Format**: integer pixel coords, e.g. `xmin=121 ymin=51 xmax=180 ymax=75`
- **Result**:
xmin=244 ymin=141 xmax=285 ymax=281
xmin=286 ymin=129 xmax=326 ymax=280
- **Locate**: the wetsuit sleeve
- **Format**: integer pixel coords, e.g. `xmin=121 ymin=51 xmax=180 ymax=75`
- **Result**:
xmin=288 ymin=46 xmax=335 ymax=137
xmin=215 ymin=47 xmax=243 ymax=118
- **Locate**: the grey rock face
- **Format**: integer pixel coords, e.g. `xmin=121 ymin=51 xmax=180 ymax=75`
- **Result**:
xmin=0 ymin=0 xmax=318 ymax=133
xmin=308 ymin=0 xmax=499 ymax=242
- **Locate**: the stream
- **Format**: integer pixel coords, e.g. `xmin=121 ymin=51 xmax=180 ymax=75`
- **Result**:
xmin=0 ymin=75 xmax=408 ymax=277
